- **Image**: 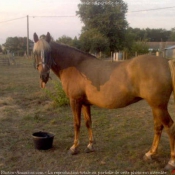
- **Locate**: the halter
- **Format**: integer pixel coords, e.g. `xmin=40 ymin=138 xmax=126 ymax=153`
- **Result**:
xmin=34 ymin=50 xmax=52 ymax=69
xmin=33 ymin=49 xmax=53 ymax=83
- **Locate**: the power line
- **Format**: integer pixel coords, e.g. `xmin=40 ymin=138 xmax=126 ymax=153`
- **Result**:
xmin=30 ymin=15 xmax=75 ymax=18
xmin=0 ymin=16 xmax=26 ymax=24
xmin=0 ymin=5 xmax=175 ymax=24
xmin=0 ymin=15 xmax=76 ymax=24
xmin=131 ymin=6 xmax=175 ymax=13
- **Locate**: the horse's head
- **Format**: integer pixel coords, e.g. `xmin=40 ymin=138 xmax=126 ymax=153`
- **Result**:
xmin=33 ymin=32 xmax=52 ymax=88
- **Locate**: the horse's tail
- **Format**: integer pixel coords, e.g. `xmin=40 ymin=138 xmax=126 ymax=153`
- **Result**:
xmin=168 ymin=60 xmax=175 ymax=100
xmin=168 ymin=60 xmax=175 ymax=139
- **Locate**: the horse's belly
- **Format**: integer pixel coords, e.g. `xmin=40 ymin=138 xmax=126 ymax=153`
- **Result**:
xmin=86 ymin=91 xmax=140 ymax=109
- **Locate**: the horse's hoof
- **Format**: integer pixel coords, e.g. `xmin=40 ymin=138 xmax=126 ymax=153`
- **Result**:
xmin=86 ymin=147 xmax=95 ymax=153
xmin=68 ymin=148 xmax=79 ymax=155
xmin=86 ymin=144 xmax=95 ymax=153
xmin=164 ymin=163 xmax=175 ymax=171
xmin=143 ymin=154 xmax=152 ymax=162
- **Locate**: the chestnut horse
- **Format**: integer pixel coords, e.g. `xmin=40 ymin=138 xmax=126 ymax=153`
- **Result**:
xmin=33 ymin=32 xmax=175 ymax=170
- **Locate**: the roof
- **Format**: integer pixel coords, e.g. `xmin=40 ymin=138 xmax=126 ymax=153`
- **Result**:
xmin=164 ymin=45 xmax=175 ymax=50
xmin=147 ymin=42 xmax=175 ymax=50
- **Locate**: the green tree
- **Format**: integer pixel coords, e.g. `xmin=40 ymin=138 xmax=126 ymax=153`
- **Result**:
xmin=77 ymin=0 xmax=128 ymax=52
xmin=79 ymin=28 xmax=109 ymax=53
xmin=72 ymin=36 xmax=81 ymax=49
xmin=4 ymin=37 xmax=19 ymax=52
xmin=3 ymin=37 xmax=33 ymax=55
xmin=131 ymin=41 xmax=149 ymax=56
xmin=126 ymin=28 xmax=171 ymax=42
xmin=56 ymin=35 xmax=74 ymax=46
xmin=56 ymin=35 xmax=82 ymax=50
xmin=0 ymin=45 xmax=2 ymax=52
xmin=169 ymin=28 xmax=175 ymax=41
xmin=124 ymin=27 xmax=137 ymax=51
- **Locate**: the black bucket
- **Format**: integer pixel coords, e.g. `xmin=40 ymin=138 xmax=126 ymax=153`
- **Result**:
xmin=32 ymin=131 xmax=54 ymax=150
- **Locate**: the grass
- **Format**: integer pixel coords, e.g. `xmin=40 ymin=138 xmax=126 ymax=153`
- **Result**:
xmin=0 ymin=56 xmax=174 ymax=174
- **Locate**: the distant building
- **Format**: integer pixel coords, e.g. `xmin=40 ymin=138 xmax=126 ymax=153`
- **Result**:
xmin=164 ymin=45 xmax=175 ymax=59
xmin=147 ymin=42 xmax=175 ymax=52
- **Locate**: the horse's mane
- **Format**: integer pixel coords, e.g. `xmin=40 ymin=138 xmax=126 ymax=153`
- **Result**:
xmin=51 ymin=41 xmax=97 ymax=59
xmin=33 ymin=39 xmax=51 ymax=53
xmin=33 ymin=39 xmax=97 ymax=60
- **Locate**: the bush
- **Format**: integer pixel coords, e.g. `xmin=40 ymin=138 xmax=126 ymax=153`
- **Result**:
xmin=45 ymin=81 xmax=69 ymax=107
xmin=131 ymin=41 xmax=149 ymax=56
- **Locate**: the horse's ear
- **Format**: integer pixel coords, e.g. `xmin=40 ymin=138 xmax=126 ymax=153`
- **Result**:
xmin=34 ymin=33 xmax=39 ymax=43
xmin=46 ymin=32 xmax=51 ymax=43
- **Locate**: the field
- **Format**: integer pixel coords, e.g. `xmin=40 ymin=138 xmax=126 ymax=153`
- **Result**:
xmin=0 ymin=56 xmax=174 ymax=175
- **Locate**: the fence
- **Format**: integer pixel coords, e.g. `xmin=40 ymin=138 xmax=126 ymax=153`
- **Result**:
xmin=110 ymin=51 xmax=163 ymax=62
xmin=0 ymin=54 xmax=16 ymax=66
xmin=0 ymin=56 xmax=10 ymax=66
xmin=111 ymin=51 xmax=136 ymax=61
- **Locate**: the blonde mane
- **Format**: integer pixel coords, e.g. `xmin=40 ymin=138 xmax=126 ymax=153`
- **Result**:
xmin=33 ymin=39 xmax=51 ymax=53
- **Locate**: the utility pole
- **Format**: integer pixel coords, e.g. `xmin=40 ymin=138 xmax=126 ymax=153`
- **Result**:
xmin=27 ymin=15 xmax=29 ymax=57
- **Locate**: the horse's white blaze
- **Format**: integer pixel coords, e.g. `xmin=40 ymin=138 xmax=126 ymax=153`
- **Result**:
xmin=41 ymin=50 xmax=45 ymax=69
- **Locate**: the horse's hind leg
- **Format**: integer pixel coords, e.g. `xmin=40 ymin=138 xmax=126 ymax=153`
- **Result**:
xmin=144 ymin=109 xmax=164 ymax=160
xmin=82 ymin=104 xmax=95 ymax=153
xmin=145 ymin=106 xmax=175 ymax=170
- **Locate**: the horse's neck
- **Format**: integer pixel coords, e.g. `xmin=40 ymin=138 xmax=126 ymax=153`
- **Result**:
xmin=51 ymin=43 xmax=95 ymax=77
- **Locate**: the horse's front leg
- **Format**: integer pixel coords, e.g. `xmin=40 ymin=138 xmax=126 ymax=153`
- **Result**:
xmin=82 ymin=104 xmax=95 ymax=153
xmin=69 ymin=98 xmax=82 ymax=155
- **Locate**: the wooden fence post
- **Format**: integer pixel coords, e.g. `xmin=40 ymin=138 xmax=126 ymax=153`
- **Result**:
xmin=111 ymin=52 xmax=113 ymax=62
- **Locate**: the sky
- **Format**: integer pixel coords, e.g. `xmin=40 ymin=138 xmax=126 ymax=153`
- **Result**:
xmin=0 ymin=0 xmax=175 ymax=45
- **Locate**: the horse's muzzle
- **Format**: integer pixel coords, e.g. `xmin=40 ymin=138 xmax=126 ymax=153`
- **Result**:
xmin=40 ymin=72 xmax=50 ymax=88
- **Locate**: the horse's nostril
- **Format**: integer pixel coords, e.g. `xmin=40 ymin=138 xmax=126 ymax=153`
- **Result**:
xmin=40 ymin=73 xmax=49 ymax=83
